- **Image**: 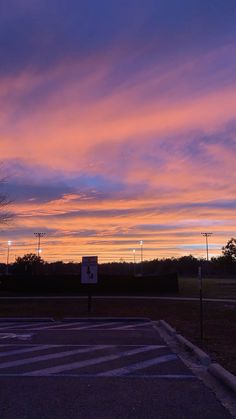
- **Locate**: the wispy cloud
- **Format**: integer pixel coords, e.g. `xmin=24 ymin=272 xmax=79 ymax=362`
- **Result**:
xmin=1 ymin=0 xmax=236 ymax=261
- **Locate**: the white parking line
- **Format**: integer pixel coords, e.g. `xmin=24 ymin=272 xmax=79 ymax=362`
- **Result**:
xmin=0 ymin=322 xmax=52 ymax=330
xmin=0 ymin=373 xmax=198 ymax=378
xmin=0 ymin=345 xmax=109 ymax=370
xmin=111 ymin=322 xmax=151 ymax=330
xmin=28 ymin=321 xmax=89 ymax=331
xmin=24 ymin=345 xmax=164 ymax=376
xmin=69 ymin=321 xmax=125 ymax=330
xmin=0 ymin=345 xmax=62 ymax=357
xmin=97 ymin=354 xmax=177 ymax=376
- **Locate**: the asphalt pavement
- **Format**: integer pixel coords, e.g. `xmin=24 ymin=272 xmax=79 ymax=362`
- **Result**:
xmin=0 ymin=318 xmax=232 ymax=419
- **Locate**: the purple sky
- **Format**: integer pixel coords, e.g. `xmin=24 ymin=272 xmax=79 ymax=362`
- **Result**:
xmin=1 ymin=0 xmax=236 ymax=262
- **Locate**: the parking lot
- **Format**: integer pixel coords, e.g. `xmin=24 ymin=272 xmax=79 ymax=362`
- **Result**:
xmin=0 ymin=318 xmax=232 ymax=418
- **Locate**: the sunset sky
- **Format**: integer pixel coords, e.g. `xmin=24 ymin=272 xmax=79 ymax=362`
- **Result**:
xmin=1 ymin=0 xmax=236 ymax=263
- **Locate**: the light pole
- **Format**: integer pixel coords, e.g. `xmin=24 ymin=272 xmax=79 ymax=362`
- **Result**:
xmin=133 ymin=249 xmax=136 ymax=276
xmin=201 ymin=232 xmax=212 ymax=261
xmin=6 ymin=240 xmax=12 ymax=275
xmin=139 ymin=240 xmax=143 ymax=263
xmin=139 ymin=240 xmax=143 ymax=275
xmin=34 ymin=232 xmax=46 ymax=257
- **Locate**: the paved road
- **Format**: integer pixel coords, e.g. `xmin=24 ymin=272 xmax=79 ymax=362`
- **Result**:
xmin=0 ymin=295 xmax=235 ymax=303
xmin=0 ymin=318 xmax=232 ymax=419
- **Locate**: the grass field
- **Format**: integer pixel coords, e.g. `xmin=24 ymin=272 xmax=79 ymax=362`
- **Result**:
xmin=179 ymin=276 xmax=236 ymax=298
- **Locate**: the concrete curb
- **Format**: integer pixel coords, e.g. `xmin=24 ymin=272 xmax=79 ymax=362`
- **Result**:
xmin=175 ymin=334 xmax=211 ymax=366
xmin=158 ymin=320 xmax=210 ymax=366
xmin=63 ymin=317 xmax=150 ymax=322
xmin=0 ymin=317 xmax=54 ymax=322
xmin=208 ymin=363 xmax=236 ymax=394
xmin=158 ymin=319 xmax=177 ymax=336
xmin=158 ymin=319 xmax=236 ymax=394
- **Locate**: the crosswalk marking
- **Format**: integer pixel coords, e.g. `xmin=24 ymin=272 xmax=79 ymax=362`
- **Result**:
xmin=0 ymin=345 xmax=109 ymax=370
xmin=23 ymin=345 xmax=163 ymax=376
xmin=97 ymin=354 xmax=177 ymax=376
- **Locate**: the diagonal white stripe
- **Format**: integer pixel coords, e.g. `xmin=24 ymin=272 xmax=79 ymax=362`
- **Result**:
xmin=70 ymin=321 xmax=125 ymax=330
xmin=0 ymin=345 xmax=62 ymax=357
xmin=97 ymin=354 xmax=177 ymax=376
xmin=24 ymin=345 xmax=163 ymax=376
xmin=0 ymin=345 xmax=109 ymax=370
xmin=111 ymin=322 xmax=151 ymax=330
xmin=29 ymin=321 xmax=89 ymax=330
xmin=0 ymin=322 xmax=50 ymax=330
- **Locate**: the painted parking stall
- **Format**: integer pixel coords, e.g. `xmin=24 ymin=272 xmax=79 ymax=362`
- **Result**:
xmin=0 ymin=318 xmax=232 ymax=418
xmin=0 ymin=319 xmax=154 ymax=331
xmin=0 ymin=319 xmax=192 ymax=378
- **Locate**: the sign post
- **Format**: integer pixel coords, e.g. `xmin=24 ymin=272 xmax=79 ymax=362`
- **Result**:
xmin=81 ymin=256 xmax=98 ymax=313
xmin=198 ymin=266 xmax=203 ymax=341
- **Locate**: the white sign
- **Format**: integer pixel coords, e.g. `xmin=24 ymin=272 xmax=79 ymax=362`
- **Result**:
xmin=81 ymin=256 xmax=98 ymax=284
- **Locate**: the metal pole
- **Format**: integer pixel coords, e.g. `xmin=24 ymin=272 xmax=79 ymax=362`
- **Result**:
xmin=133 ymin=249 xmax=136 ymax=276
xmin=7 ymin=245 xmax=10 ymax=265
xmin=201 ymin=232 xmax=212 ymax=262
xmin=6 ymin=245 xmax=10 ymax=275
xmin=87 ymin=286 xmax=92 ymax=313
xmin=6 ymin=241 xmax=11 ymax=275
xmin=206 ymin=235 xmax=209 ymax=261
xmin=38 ymin=235 xmax=40 ymax=257
xmin=198 ymin=266 xmax=203 ymax=341
xmin=139 ymin=240 xmax=143 ymax=275
xmin=34 ymin=233 xmax=46 ymax=257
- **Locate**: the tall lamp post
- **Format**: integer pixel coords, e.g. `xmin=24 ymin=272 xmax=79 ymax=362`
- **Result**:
xmin=201 ymin=232 xmax=212 ymax=261
xmin=6 ymin=240 xmax=12 ymax=275
xmin=139 ymin=240 xmax=143 ymax=263
xmin=139 ymin=240 xmax=143 ymax=275
xmin=34 ymin=232 xmax=46 ymax=257
xmin=132 ymin=249 xmax=136 ymax=276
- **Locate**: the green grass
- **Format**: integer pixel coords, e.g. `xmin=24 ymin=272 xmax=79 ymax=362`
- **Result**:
xmin=179 ymin=276 xmax=236 ymax=298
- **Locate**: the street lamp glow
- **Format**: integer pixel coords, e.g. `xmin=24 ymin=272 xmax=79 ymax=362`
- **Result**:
xmin=8 ymin=240 xmax=12 ymax=246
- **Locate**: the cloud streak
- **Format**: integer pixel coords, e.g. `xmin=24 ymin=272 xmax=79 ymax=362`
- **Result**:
xmin=1 ymin=0 xmax=236 ymax=261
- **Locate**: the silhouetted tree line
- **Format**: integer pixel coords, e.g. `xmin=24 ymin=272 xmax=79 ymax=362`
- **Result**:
xmin=1 ymin=238 xmax=236 ymax=278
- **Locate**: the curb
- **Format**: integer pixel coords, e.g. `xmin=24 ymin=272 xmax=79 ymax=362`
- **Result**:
xmin=0 ymin=317 xmax=54 ymax=322
xmin=208 ymin=363 xmax=236 ymax=394
xmin=158 ymin=319 xmax=176 ymax=336
xmin=158 ymin=320 xmax=236 ymax=394
xmin=175 ymin=334 xmax=211 ymax=366
xmin=158 ymin=320 xmax=210 ymax=366
xmin=63 ymin=317 xmax=151 ymax=322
